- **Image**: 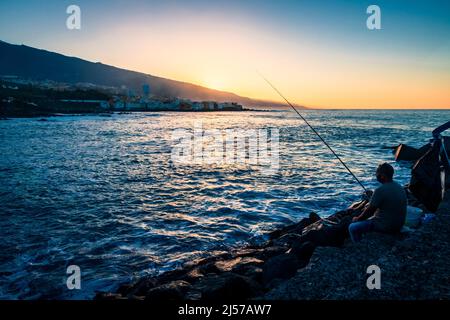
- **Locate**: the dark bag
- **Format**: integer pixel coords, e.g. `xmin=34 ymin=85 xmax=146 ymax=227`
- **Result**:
xmin=409 ymin=138 xmax=443 ymax=212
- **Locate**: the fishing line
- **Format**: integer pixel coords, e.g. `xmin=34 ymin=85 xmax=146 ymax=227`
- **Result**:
xmin=258 ymin=72 xmax=368 ymax=193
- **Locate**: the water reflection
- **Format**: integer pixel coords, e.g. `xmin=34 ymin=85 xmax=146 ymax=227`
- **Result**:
xmin=0 ymin=110 xmax=448 ymax=299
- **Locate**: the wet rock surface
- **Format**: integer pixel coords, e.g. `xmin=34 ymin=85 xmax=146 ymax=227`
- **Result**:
xmin=95 ymin=209 xmax=358 ymax=301
xmin=263 ymin=193 xmax=450 ymax=300
xmin=95 ymin=186 xmax=450 ymax=301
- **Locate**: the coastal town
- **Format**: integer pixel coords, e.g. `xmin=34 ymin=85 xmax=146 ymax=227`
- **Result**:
xmin=0 ymin=75 xmax=244 ymax=118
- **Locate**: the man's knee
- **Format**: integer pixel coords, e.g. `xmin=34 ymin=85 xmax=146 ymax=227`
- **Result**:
xmin=348 ymin=222 xmax=357 ymax=234
xmin=348 ymin=222 xmax=358 ymax=242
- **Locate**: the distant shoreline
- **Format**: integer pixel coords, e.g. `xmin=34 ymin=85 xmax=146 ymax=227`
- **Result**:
xmin=0 ymin=109 xmax=273 ymax=120
xmin=2 ymin=108 xmax=450 ymax=120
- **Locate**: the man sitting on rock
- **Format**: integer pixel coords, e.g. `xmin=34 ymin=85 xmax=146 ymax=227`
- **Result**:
xmin=348 ymin=163 xmax=407 ymax=242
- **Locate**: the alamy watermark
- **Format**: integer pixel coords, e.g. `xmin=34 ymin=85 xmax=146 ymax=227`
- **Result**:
xmin=171 ymin=121 xmax=279 ymax=174
xmin=66 ymin=5 xmax=81 ymax=30
xmin=366 ymin=264 xmax=381 ymax=290
xmin=66 ymin=265 xmax=81 ymax=290
xmin=366 ymin=5 xmax=381 ymax=30
xmin=64 ymin=4 xmax=380 ymax=31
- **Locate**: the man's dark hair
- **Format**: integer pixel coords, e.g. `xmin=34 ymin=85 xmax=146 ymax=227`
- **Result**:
xmin=377 ymin=162 xmax=394 ymax=180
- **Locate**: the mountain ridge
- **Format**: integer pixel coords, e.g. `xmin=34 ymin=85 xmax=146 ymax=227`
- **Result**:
xmin=0 ymin=40 xmax=304 ymax=109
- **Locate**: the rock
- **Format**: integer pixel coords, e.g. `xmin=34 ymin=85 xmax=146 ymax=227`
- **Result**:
xmin=288 ymin=241 xmax=316 ymax=262
xmin=270 ymin=233 xmax=302 ymax=247
xmin=182 ymin=268 xmax=205 ymax=283
xmin=214 ymin=257 xmax=265 ymax=282
xmin=262 ymin=231 xmax=426 ymax=300
xmin=197 ymin=261 xmax=221 ymax=274
xmin=127 ymin=277 xmax=159 ymax=296
xmin=194 ymin=273 xmax=262 ymax=301
xmin=238 ymin=265 xmax=264 ymax=283
xmin=214 ymin=256 xmax=264 ymax=273
xmin=231 ymin=247 xmax=263 ymax=257
xmin=144 ymin=280 xmax=191 ymax=302
xmin=262 ymin=253 xmax=300 ymax=284
xmin=94 ymin=292 xmax=126 ymax=300
xmin=300 ymin=215 xmax=352 ymax=247
xmin=264 ymin=278 xmax=284 ymax=290
xmin=99 ymin=147 xmax=450 ymax=301
xmin=268 ymin=212 xmax=320 ymax=240
xmin=117 ymin=284 xmax=133 ymax=296
xmin=183 ymin=252 xmax=232 ymax=269
xmin=152 ymin=268 xmax=189 ymax=284
xmin=393 ymin=237 xmax=416 ymax=252
xmin=257 ymin=246 xmax=287 ymax=260
xmin=309 ymin=212 xmax=321 ymax=223
xmin=184 ymin=290 xmax=202 ymax=300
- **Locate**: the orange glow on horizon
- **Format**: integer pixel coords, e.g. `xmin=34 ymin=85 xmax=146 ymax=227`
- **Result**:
xmin=41 ymin=13 xmax=450 ymax=110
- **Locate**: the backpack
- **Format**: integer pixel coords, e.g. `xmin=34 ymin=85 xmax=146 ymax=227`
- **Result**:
xmin=409 ymin=134 xmax=449 ymax=212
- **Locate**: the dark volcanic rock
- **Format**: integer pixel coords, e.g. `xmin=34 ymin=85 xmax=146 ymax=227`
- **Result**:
xmin=270 ymin=233 xmax=303 ymax=248
xmin=288 ymin=241 xmax=316 ymax=262
xmin=299 ymin=215 xmax=352 ymax=247
xmin=94 ymin=292 xmax=126 ymax=300
xmin=193 ymin=273 xmax=263 ymax=301
xmin=183 ymin=252 xmax=232 ymax=269
xmin=197 ymin=261 xmax=221 ymax=274
xmin=263 ymin=233 xmax=402 ymax=300
xmin=231 ymin=247 xmax=264 ymax=257
xmin=238 ymin=265 xmax=264 ymax=283
xmin=125 ymin=277 xmax=159 ymax=296
xmin=144 ymin=280 xmax=191 ymax=302
xmin=105 ymin=181 xmax=450 ymax=301
xmin=214 ymin=256 xmax=264 ymax=273
xmin=269 ymin=212 xmax=321 ymax=240
xmin=309 ymin=212 xmax=321 ymax=222
xmin=263 ymin=214 xmax=450 ymax=300
xmin=262 ymin=253 xmax=301 ymax=285
xmin=256 ymin=245 xmax=287 ymax=260
xmin=183 ymin=268 xmax=205 ymax=283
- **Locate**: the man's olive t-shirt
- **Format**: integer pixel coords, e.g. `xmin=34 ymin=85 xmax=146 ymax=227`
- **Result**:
xmin=369 ymin=181 xmax=407 ymax=233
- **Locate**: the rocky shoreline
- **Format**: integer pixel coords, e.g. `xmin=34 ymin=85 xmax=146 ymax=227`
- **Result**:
xmin=263 ymin=192 xmax=450 ymax=300
xmin=95 ymin=138 xmax=450 ymax=301
xmin=95 ymin=200 xmax=449 ymax=301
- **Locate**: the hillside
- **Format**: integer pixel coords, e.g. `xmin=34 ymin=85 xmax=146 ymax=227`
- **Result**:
xmin=0 ymin=40 xmax=303 ymax=109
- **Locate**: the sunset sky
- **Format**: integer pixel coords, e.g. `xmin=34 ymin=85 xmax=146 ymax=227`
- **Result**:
xmin=0 ymin=0 xmax=449 ymax=109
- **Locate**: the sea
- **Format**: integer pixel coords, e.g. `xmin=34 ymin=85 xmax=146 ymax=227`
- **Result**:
xmin=0 ymin=109 xmax=448 ymax=299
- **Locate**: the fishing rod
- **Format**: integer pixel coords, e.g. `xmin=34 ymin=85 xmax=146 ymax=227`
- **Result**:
xmin=258 ymin=72 xmax=368 ymax=193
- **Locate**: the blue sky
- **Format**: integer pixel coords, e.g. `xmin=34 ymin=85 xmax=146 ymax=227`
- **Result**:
xmin=2 ymin=0 xmax=449 ymax=48
xmin=1 ymin=0 xmax=449 ymax=108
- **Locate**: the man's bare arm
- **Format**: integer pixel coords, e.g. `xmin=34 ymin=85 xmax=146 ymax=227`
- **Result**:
xmin=354 ymin=205 xmax=377 ymax=221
